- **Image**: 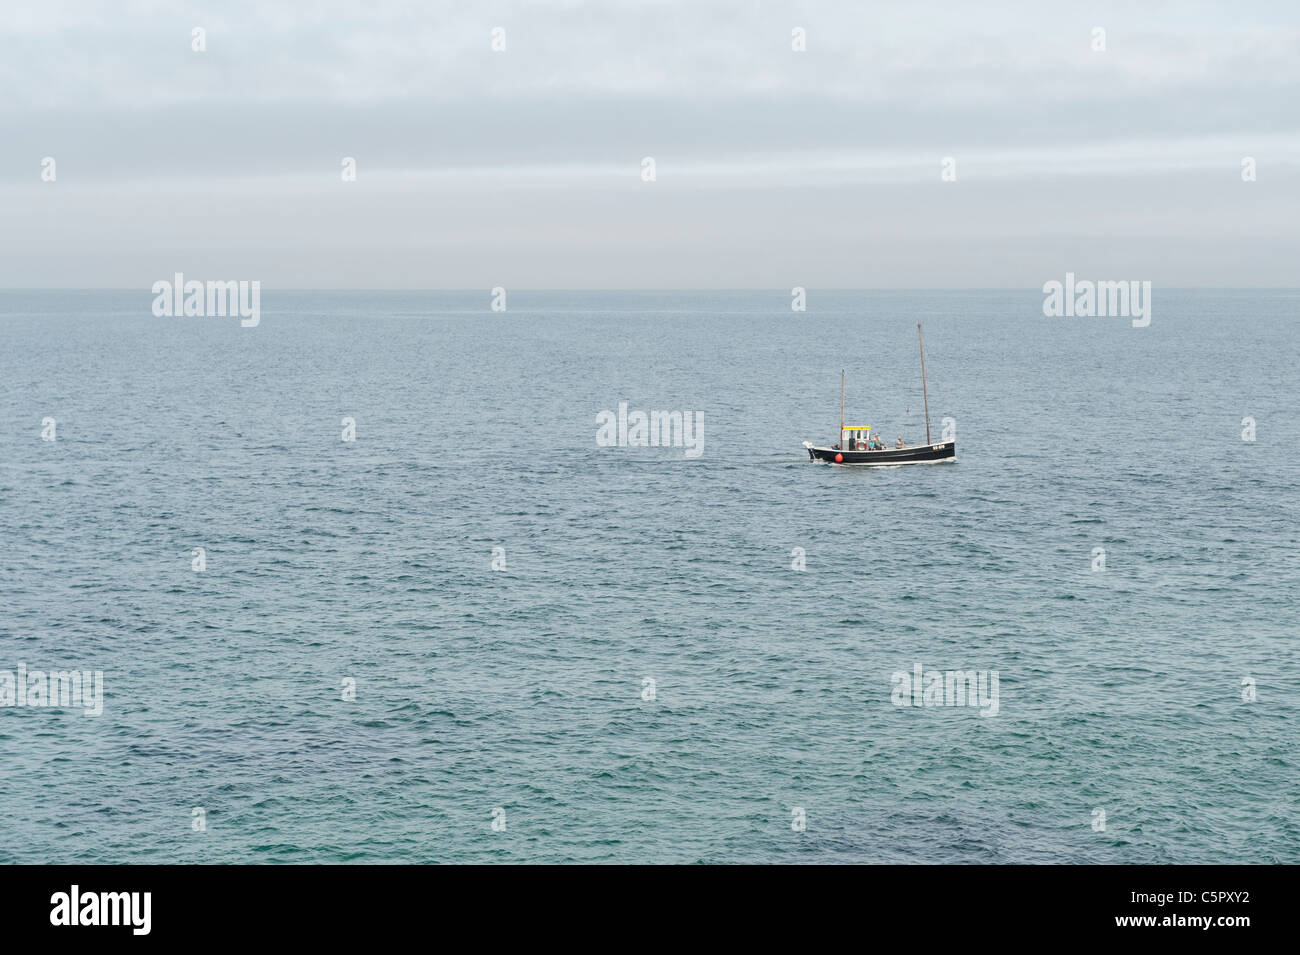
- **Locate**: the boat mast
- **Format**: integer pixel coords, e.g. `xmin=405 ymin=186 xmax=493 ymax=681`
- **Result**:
xmin=918 ymin=324 xmax=932 ymax=444
xmin=840 ymin=369 xmax=845 ymax=446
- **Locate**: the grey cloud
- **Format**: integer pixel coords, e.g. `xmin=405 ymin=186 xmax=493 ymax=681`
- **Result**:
xmin=2 ymin=0 xmax=1298 ymax=286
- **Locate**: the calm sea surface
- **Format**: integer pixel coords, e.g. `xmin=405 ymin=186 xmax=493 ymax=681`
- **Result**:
xmin=1 ymin=289 xmax=1296 ymax=863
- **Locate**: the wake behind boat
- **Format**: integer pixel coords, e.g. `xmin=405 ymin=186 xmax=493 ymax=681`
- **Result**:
xmin=803 ymin=323 xmax=956 ymax=466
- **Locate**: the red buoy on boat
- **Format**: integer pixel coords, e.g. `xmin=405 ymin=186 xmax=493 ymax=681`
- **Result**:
xmin=834 ymin=453 xmax=843 ymax=463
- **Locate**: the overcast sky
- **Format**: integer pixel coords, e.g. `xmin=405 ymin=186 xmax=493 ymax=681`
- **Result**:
xmin=2 ymin=1 xmax=1297 ymax=287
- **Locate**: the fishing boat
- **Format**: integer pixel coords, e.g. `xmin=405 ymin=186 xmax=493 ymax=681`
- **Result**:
xmin=803 ymin=324 xmax=956 ymax=466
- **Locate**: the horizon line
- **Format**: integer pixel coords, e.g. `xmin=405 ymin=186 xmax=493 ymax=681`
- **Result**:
xmin=2 ymin=286 xmax=1298 ymax=293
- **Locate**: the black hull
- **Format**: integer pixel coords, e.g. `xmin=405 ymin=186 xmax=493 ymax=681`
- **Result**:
xmin=806 ymin=442 xmax=955 ymax=465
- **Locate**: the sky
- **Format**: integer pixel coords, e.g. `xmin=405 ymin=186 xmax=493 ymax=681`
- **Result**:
xmin=1 ymin=0 xmax=1298 ymax=288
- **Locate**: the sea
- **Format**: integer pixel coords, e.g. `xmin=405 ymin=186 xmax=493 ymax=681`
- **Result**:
xmin=0 ymin=288 xmax=1296 ymax=863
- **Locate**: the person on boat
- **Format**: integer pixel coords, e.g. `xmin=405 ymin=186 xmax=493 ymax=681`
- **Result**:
xmin=896 ymin=436 xmax=905 ymax=448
